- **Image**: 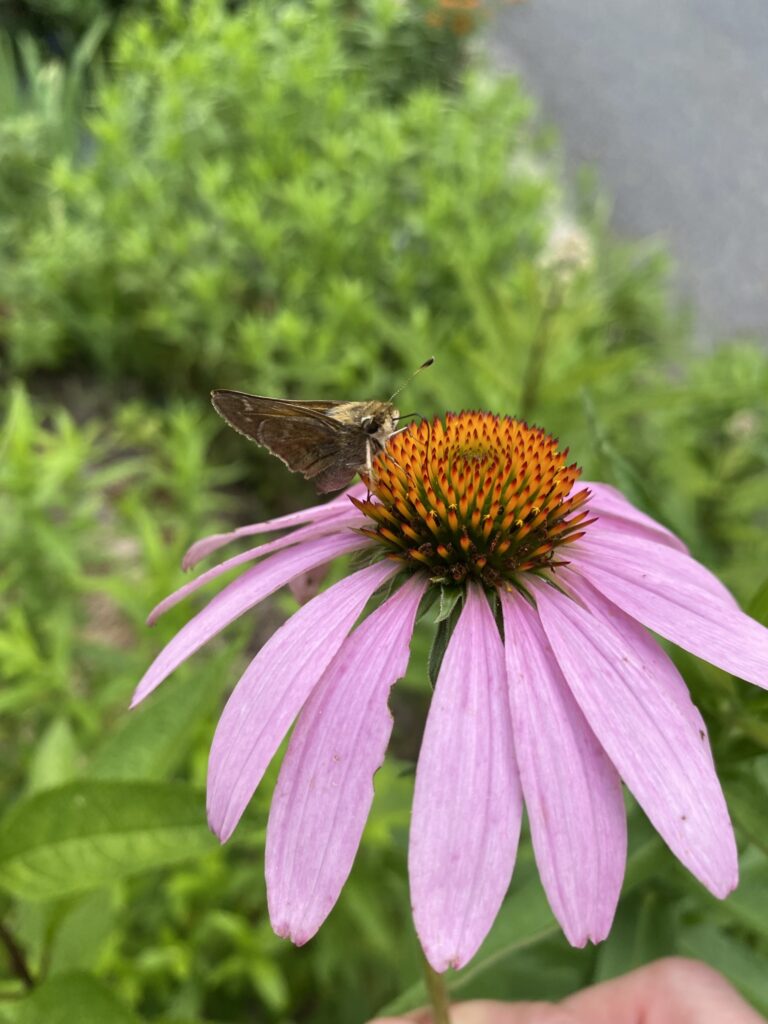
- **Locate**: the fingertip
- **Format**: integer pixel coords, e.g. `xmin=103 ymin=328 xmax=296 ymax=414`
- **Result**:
xmin=368 ymin=1002 xmax=571 ymax=1024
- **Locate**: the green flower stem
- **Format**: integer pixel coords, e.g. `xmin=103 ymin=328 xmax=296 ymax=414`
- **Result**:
xmin=519 ymin=285 xmax=562 ymax=422
xmin=421 ymin=949 xmax=453 ymax=1024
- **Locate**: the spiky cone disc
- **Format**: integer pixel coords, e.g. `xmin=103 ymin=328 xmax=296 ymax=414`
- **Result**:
xmin=353 ymin=412 xmax=593 ymax=589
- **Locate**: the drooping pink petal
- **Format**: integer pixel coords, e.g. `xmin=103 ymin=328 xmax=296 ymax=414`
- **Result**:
xmin=266 ymin=574 xmax=427 ymax=944
xmin=182 ymin=483 xmax=367 ymax=569
xmin=207 ymin=559 xmax=398 ymax=842
xmin=575 ymin=481 xmax=687 ymax=553
xmin=574 ymin=521 xmax=738 ymax=608
xmin=148 ymin=508 xmax=364 ymax=624
xmin=563 ymin=570 xmax=714 ymax=736
xmin=409 ymin=584 xmax=522 ymax=972
xmin=572 ymin=535 xmax=768 ymax=688
xmin=501 ymin=591 xmax=626 ymax=946
xmin=535 ymin=580 xmax=738 ymax=898
xmin=132 ymin=531 xmax=368 ymax=707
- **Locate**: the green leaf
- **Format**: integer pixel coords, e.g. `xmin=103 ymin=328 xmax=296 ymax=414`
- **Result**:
xmin=593 ymin=890 xmax=677 ymax=982
xmin=747 ymin=575 xmax=768 ymax=627
xmin=433 ymin=586 xmax=463 ymax=624
xmin=677 ymin=923 xmax=768 ymax=1015
xmin=700 ymin=847 xmax=768 ymax=941
xmin=27 ymin=719 xmax=79 ymax=794
xmin=1 ymin=972 xmax=140 ymax=1024
xmin=47 ymin=889 xmax=117 ymax=976
xmin=0 ymin=781 xmax=216 ymax=901
xmin=723 ymin=772 xmax=768 ymax=855
xmin=88 ymin=662 xmax=224 ymax=781
xmin=427 ymin=595 xmax=463 ymax=687
xmin=248 ymin=956 xmax=290 ymax=1013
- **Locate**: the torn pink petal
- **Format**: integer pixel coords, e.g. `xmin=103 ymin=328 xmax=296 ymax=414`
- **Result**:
xmin=574 ymin=538 xmax=768 ymax=688
xmin=132 ymin=531 xmax=368 ymax=707
xmin=575 ymin=481 xmax=687 ymax=553
xmin=410 ymin=584 xmax=522 ymax=972
xmin=266 ymin=575 xmax=427 ymax=944
xmin=183 ymin=483 xmax=367 ymax=569
xmin=535 ymin=580 xmax=738 ymax=898
xmin=207 ymin=559 xmax=398 ymax=842
xmin=148 ymin=509 xmax=364 ymax=624
xmin=501 ymin=591 xmax=626 ymax=947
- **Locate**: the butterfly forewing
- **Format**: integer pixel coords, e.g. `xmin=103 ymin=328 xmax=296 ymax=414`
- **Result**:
xmin=211 ymin=389 xmax=397 ymax=493
xmin=210 ymin=392 xmax=342 ymax=438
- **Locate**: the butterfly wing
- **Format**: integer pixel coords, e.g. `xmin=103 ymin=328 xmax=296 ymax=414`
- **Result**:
xmin=306 ymin=454 xmax=369 ymax=493
xmin=210 ymin=391 xmax=367 ymax=492
xmin=210 ymin=392 xmax=342 ymax=436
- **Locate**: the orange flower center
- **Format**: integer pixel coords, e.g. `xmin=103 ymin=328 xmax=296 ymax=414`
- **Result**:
xmin=353 ymin=411 xmax=592 ymax=589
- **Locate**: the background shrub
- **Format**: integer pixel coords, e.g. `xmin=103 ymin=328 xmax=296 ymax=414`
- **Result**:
xmin=1 ymin=1 xmax=768 ymax=1021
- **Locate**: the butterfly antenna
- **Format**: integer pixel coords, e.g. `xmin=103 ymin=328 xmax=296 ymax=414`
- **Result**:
xmin=387 ymin=356 xmax=434 ymax=404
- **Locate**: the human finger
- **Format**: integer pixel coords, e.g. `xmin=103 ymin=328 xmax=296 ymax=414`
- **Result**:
xmin=369 ymin=998 xmax=577 ymax=1024
xmin=561 ymin=957 xmax=767 ymax=1024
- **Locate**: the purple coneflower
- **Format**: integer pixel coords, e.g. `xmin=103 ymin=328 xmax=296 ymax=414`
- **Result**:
xmin=135 ymin=411 xmax=768 ymax=972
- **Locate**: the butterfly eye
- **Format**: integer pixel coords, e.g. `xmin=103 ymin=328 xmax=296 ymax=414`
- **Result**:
xmin=362 ymin=416 xmax=379 ymax=435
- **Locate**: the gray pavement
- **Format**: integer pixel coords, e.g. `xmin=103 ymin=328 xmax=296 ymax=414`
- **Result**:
xmin=487 ymin=0 xmax=768 ymax=345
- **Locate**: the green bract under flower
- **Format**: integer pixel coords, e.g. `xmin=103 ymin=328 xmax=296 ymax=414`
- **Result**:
xmin=353 ymin=411 xmax=592 ymax=588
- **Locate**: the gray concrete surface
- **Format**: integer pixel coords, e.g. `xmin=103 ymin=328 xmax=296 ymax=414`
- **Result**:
xmin=487 ymin=0 xmax=768 ymax=345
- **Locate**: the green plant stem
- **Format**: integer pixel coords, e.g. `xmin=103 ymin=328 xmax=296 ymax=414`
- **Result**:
xmin=0 ymin=920 xmax=34 ymax=990
xmin=421 ymin=950 xmax=452 ymax=1024
xmin=519 ymin=288 xmax=560 ymax=421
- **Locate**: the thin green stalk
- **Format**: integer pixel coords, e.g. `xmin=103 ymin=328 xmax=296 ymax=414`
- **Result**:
xmin=519 ymin=287 xmax=561 ymax=422
xmin=421 ymin=950 xmax=452 ymax=1024
xmin=0 ymin=920 xmax=34 ymax=990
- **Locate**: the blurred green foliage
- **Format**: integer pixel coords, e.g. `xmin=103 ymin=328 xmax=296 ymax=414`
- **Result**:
xmin=0 ymin=0 xmax=141 ymax=57
xmin=1 ymin=0 xmax=768 ymax=1021
xmin=1 ymin=0 xmax=533 ymax=389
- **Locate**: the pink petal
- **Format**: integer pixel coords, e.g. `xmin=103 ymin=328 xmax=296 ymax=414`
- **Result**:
xmin=182 ymin=485 xmax=366 ymax=569
xmin=535 ymin=579 xmax=738 ymax=898
xmin=574 ymin=521 xmax=738 ymax=608
xmin=575 ymin=481 xmax=687 ymax=553
xmin=265 ymin=574 xmax=427 ymax=944
xmin=501 ymin=591 xmax=626 ymax=947
xmin=409 ymin=584 xmax=522 ymax=972
xmin=572 ymin=535 xmax=768 ymax=687
xmin=132 ymin=531 xmax=368 ymax=707
xmin=207 ymin=559 xmax=398 ymax=842
xmin=564 ymin=570 xmax=713 ymax=736
xmin=148 ymin=509 xmax=364 ymax=624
